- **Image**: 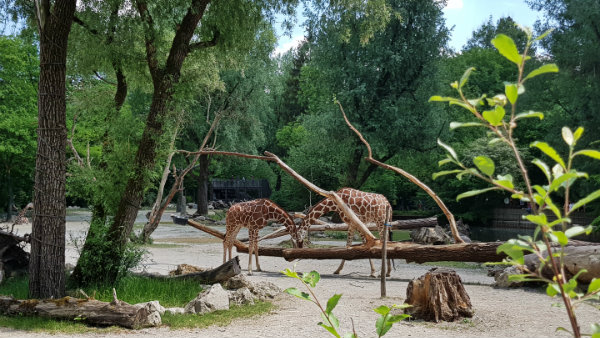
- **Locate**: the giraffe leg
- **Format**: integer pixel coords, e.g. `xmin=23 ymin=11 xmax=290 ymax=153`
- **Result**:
xmin=334 ymin=228 xmax=355 ymax=275
xmin=254 ymin=239 xmax=262 ymax=272
xmin=223 ymin=239 xmax=228 ymax=264
xmin=247 ymin=241 xmax=254 ymax=275
xmin=369 ymin=258 xmax=377 ymax=278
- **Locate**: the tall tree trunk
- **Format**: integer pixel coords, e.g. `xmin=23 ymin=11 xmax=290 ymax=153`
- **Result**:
xmin=30 ymin=0 xmax=76 ymax=299
xmin=344 ymin=145 xmax=363 ymax=188
xmin=177 ymin=188 xmax=186 ymax=215
xmin=196 ymin=155 xmax=209 ymax=215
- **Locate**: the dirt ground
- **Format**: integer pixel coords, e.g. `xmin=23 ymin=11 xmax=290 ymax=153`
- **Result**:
xmin=1 ymin=216 xmax=598 ymax=338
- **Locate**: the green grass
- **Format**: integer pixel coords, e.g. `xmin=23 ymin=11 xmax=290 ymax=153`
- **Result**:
xmin=162 ymin=302 xmax=275 ymax=329
xmin=0 ymin=275 xmax=275 ymax=332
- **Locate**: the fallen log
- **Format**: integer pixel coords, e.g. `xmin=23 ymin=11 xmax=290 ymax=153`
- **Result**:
xmin=236 ymin=241 xmax=506 ymax=263
xmin=165 ymin=257 xmax=241 ymax=284
xmin=185 ymin=219 xmax=505 ymax=263
xmin=0 ymin=295 xmax=157 ymax=329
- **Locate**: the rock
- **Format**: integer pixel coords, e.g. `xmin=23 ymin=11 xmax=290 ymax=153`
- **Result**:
xmin=134 ymin=300 xmax=165 ymax=315
xmin=184 ymin=284 xmax=230 ymax=314
xmin=250 ymin=281 xmax=281 ymax=301
xmin=494 ymin=265 xmax=525 ymax=288
xmin=228 ymin=287 xmax=256 ymax=306
xmin=165 ymin=307 xmax=185 ymax=315
xmin=193 ymin=215 xmax=207 ymax=221
xmin=223 ymin=274 xmax=254 ymax=290
xmin=145 ymin=309 xmax=162 ymax=326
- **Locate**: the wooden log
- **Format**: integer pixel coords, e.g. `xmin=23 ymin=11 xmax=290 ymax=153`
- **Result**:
xmin=0 ymin=296 xmax=155 ymax=329
xmin=404 ymin=268 xmax=474 ymax=322
xmin=525 ymin=245 xmax=600 ymax=283
xmin=167 ymin=256 xmax=241 ymax=283
xmin=236 ymin=242 xmax=506 ymax=263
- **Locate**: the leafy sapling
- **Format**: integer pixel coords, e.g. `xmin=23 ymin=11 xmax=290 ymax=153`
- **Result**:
xmin=430 ymin=25 xmax=600 ymax=338
xmin=282 ymin=268 xmax=409 ymax=338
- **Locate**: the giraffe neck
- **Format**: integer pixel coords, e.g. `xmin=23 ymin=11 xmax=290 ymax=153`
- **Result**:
xmin=265 ymin=201 xmax=299 ymax=244
xmin=301 ymin=198 xmax=338 ymax=239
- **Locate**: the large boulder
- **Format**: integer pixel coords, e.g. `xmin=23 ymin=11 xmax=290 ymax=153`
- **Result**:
xmin=185 ymin=284 xmax=230 ymax=314
xmin=223 ymin=274 xmax=254 ymax=290
xmin=410 ymin=225 xmax=451 ymax=245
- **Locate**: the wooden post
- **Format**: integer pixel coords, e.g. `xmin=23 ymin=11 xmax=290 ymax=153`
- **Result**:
xmin=380 ymin=224 xmax=388 ymax=297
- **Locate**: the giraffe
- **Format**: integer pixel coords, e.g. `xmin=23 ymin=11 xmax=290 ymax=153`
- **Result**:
xmin=224 ymin=198 xmax=299 ymax=275
xmin=298 ymin=187 xmax=392 ymax=277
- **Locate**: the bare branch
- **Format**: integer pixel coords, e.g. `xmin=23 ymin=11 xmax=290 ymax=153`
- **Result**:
xmin=93 ymin=71 xmax=117 ymax=86
xmin=338 ymin=101 xmax=464 ymax=244
xmin=189 ymin=29 xmax=220 ymax=51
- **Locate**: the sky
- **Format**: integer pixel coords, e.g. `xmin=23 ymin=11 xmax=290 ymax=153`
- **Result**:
xmin=274 ymin=0 xmax=543 ymax=55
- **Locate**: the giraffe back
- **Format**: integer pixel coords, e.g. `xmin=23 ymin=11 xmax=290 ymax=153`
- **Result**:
xmin=225 ymin=199 xmax=298 ymax=243
xmin=299 ymin=188 xmax=391 ymax=241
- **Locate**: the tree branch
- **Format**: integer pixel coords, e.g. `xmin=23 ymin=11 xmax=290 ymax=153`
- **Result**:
xmin=338 ymin=101 xmax=464 ymax=244
xmin=189 ymin=29 xmax=220 ymax=51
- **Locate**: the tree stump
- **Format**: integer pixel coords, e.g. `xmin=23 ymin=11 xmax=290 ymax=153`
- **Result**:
xmin=404 ymin=268 xmax=473 ymax=322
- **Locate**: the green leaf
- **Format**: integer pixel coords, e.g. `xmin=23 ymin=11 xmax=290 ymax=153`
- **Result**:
xmin=505 ymin=83 xmax=518 ymax=105
xmin=482 ymin=106 xmax=506 ymax=126
xmin=374 ymin=305 xmax=390 ymax=316
xmin=497 ymin=242 xmax=525 ymax=264
xmin=494 ymin=179 xmax=514 ymax=190
xmin=449 ymin=121 xmax=485 ymax=129
xmin=546 ymin=283 xmax=560 ymax=297
xmin=285 ymin=287 xmax=310 ymax=301
xmin=573 ymin=127 xmax=584 ymax=142
xmin=432 ymin=169 xmax=462 ymax=180
xmin=530 ymin=141 xmax=566 ymax=169
xmin=282 ymin=268 xmax=299 ymax=279
xmin=534 ymin=28 xmax=554 ymax=41
xmin=375 ymin=316 xmax=393 ymax=337
xmin=387 ymin=314 xmax=410 ymax=323
xmin=449 ymin=100 xmax=477 ymax=113
xmin=524 ymin=213 xmax=548 ymax=226
xmin=429 ymin=95 xmax=459 ymax=103
xmin=551 ymin=230 xmax=569 ymax=246
xmin=326 ymin=294 xmax=342 ymax=314
xmin=549 ymin=171 xmax=587 ymax=192
xmin=570 ymin=189 xmax=600 ymax=213
xmin=344 ymin=333 xmax=357 ymax=338
xmin=473 ymin=156 xmax=495 ymax=176
xmin=587 ymin=278 xmax=600 ymax=294
xmin=318 ymin=323 xmax=341 ymax=338
xmin=456 ymin=187 xmax=498 ymax=201
xmin=438 ymin=157 xmax=454 ymax=167
xmin=302 ymin=271 xmax=320 ymax=287
xmin=532 ymin=158 xmax=551 ymax=183
xmin=457 ymin=168 xmax=479 ymax=180
xmin=437 ymin=139 xmax=458 ymax=161
xmin=515 ymin=111 xmax=544 ymax=121
xmin=574 ymin=149 xmax=600 ymax=160
xmin=460 ymin=67 xmax=475 ymax=88
xmin=562 ymin=127 xmax=574 ymax=146
xmin=492 ymin=34 xmax=522 ymax=65
xmin=565 ymin=226 xmax=590 ymax=238
xmin=523 ymin=63 xmax=559 ymax=81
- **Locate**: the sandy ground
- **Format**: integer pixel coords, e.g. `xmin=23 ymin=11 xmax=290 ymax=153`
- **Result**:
xmin=1 ymin=214 xmax=598 ymax=338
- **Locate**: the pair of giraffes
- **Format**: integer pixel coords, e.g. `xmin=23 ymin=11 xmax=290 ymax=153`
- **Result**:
xmin=223 ymin=187 xmax=393 ymax=276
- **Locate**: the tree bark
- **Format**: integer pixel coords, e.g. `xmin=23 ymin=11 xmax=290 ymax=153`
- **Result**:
xmin=404 ymin=268 xmax=474 ymax=322
xmin=0 ymin=296 xmax=157 ymax=329
xmin=100 ymin=0 xmax=213 ymax=284
xmin=196 ymin=154 xmax=210 ymax=215
xmin=30 ymin=0 xmax=76 ymax=299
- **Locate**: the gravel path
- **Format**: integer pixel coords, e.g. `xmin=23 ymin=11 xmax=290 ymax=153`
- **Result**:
xmin=2 ymin=219 xmax=598 ymax=338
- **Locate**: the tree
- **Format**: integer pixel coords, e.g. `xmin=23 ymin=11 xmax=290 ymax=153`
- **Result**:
xmin=298 ymin=0 xmax=449 ymax=189
xmin=463 ymin=16 xmax=528 ymax=52
xmin=0 ymin=34 xmax=37 ymax=221
xmin=29 ymin=0 xmax=76 ymax=299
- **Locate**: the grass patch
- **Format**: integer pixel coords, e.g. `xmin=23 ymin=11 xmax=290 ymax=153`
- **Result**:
xmin=0 ymin=275 xmax=276 ymax=331
xmin=162 ymin=302 xmax=275 ymax=329
xmin=142 ymin=242 xmax=182 ymax=249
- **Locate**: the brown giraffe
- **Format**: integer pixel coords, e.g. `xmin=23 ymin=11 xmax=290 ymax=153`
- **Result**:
xmin=298 ymin=187 xmax=392 ymax=277
xmin=224 ymin=199 xmax=299 ymax=275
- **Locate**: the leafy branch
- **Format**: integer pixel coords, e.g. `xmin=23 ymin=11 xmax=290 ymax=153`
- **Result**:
xmin=430 ymin=26 xmax=600 ymax=338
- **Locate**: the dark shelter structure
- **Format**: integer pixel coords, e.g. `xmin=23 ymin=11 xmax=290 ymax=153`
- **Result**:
xmin=210 ymin=178 xmax=271 ymax=202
